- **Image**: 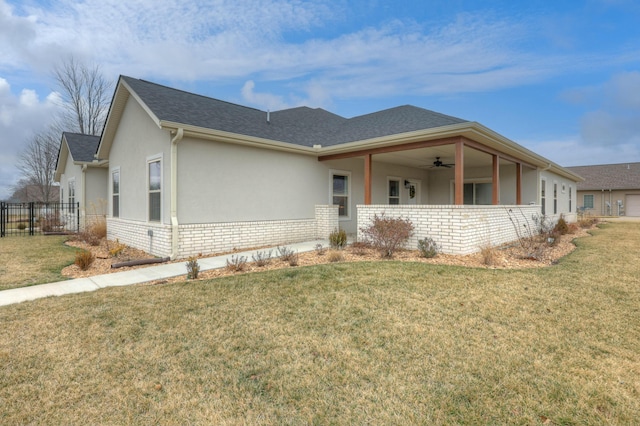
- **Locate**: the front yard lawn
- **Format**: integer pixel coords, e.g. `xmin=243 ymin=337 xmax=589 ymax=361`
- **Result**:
xmin=0 ymin=235 xmax=77 ymax=291
xmin=1 ymin=223 xmax=639 ymax=423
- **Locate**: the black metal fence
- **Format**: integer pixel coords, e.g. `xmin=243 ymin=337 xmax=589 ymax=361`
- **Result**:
xmin=0 ymin=202 xmax=79 ymax=237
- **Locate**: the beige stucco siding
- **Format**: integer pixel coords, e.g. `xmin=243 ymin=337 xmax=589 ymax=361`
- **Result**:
xmin=108 ymin=96 xmax=171 ymax=223
xmin=176 ymin=137 xmax=328 ymax=224
xmin=539 ymin=170 xmax=578 ymax=221
xmin=85 ymin=168 xmax=108 ymax=215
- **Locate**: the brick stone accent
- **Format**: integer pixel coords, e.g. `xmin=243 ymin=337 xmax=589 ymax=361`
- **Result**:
xmin=107 ymin=218 xmax=172 ymax=257
xmin=315 ymin=204 xmax=339 ymax=239
xmin=356 ymin=205 xmax=541 ymax=255
xmin=108 ymin=205 xmax=339 ymax=259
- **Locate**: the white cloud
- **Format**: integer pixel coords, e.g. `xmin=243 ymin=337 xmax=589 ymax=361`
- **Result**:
xmin=563 ymin=72 xmax=640 ymax=148
xmin=2 ymin=0 xmax=628 ymax=103
xmin=241 ymin=80 xmax=291 ymax=111
xmin=0 ymin=77 xmax=61 ymax=199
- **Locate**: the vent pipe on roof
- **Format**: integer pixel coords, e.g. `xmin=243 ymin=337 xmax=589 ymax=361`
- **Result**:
xmin=267 ymin=110 xmax=270 ymax=124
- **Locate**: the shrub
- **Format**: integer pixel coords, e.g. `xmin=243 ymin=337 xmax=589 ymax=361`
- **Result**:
xmin=479 ymin=244 xmax=498 ymax=266
xmin=314 ymin=244 xmax=326 ymax=256
xmin=108 ymin=239 xmax=126 ymax=257
xmin=329 ymin=228 xmax=347 ymax=250
xmin=350 ymin=241 xmax=370 ymax=256
xmin=252 ymin=250 xmax=272 ymax=267
xmin=226 ymin=255 xmax=247 ymax=272
xmin=360 ymin=213 xmax=414 ymax=258
xmin=567 ymin=222 xmax=580 ymax=234
xmin=327 ymin=250 xmax=344 ymax=262
xmin=186 ymin=256 xmax=200 ymax=279
xmin=553 ymin=214 xmax=569 ymax=236
xmin=74 ymin=250 xmax=95 ymax=271
xmin=40 ymin=213 xmax=65 ymax=232
xmin=16 ymin=222 xmax=26 ymax=230
xmin=277 ymin=246 xmax=296 ymax=262
xmin=417 ymin=237 xmax=440 ymax=258
xmin=287 ymin=252 xmax=299 ymax=267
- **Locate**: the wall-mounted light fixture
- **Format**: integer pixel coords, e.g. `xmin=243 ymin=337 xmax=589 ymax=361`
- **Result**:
xmin=404 ymin=180 xmax=411 ymax=189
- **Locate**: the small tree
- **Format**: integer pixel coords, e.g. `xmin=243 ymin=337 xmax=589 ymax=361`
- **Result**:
xmin=360 ymin=213 xmax=414 ymax=258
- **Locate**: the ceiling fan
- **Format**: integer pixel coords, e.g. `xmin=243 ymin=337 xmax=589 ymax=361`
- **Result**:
xmin=430 ymin=157 xmax=454 ymax=168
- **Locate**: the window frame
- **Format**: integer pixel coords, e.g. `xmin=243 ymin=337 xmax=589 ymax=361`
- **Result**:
xmin=553 ymin=182 xmax=558 ymax=215
xmin=68 ymin=178 xmax=76 ymax=213
xmin=387 ymin=177 xmax=401 ymax=205
xmin=450 ymin=178 xmax=492 ymax=205
xmin=583 ymin=194 xmax=594 ymax=210
xmin=147 ymin=155 xmax=163 ymax=222
xmin=330 ymin=170 xmax=351 ymax=220
xmin=111 ymin=168 xmax=120 ymax=218
xmin=541 ymin=179 xmax=546 ymax=215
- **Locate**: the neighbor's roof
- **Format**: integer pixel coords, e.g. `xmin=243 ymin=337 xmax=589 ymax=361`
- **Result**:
xmin=54 ymin=132 xmax=102 ymax=182
xmin=565 ymin=163 xmax=640 ymax=191
xmin=63 ymin=132 xmax=101 ymax=162
xmin=119 ymin=76 xmax=469 ymax=147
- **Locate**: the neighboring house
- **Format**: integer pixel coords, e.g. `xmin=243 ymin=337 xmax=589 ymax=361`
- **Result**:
xmin=9 ymin=185 xmax=59 ymax=203
xmin=95 ymin=76 xmax=582 ymax=259
xmin=54 ymin=132 xmax=108 ymax=227
xmin=565 ymin=162 xmax=640 ymax=217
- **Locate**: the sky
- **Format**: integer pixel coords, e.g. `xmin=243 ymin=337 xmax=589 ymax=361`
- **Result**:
xmin=1 ymin=0 xmax=639 ymax=200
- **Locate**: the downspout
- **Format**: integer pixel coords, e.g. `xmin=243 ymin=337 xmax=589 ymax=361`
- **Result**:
xmin=81 ymin=164 xmax=87 ymax=229
xmin=170 ymin=128 xmax=184 ymax=260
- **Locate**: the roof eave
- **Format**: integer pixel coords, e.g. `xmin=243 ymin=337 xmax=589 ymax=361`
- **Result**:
xmin=160 ymin=121 xmax=319 ymax=155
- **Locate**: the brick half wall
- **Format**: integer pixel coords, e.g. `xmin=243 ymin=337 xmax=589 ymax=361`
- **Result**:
xmin=357 ymin=205 xmax=542 ymax=255
xmin=107 ymin=205 xmax=339 ymax=259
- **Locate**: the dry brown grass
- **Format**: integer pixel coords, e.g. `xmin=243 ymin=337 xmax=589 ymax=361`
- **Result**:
xmin=0 ymin=235 xmax=76 ymax=291
xmin=0 ymin=223 xmax=639 ymax=423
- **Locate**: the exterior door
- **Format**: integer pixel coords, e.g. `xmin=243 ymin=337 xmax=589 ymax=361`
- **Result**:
xmin=407 ymin=181 xmax=421 ymax=205
xmin=626 ymin=194 xmax=640 ymax=216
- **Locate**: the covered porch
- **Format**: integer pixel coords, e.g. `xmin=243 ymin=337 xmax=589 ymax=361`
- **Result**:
xmin=320 ymin=135 xmax=540 ymax=208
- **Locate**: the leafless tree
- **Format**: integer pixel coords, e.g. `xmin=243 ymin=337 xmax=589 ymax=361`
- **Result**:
xmin=14 ymin=58 xmax=112 ymax=203
xmin=15 ymin=126 xmax=61 ymax=203
xmin=53 ymin=56 xmax=112 ymax=136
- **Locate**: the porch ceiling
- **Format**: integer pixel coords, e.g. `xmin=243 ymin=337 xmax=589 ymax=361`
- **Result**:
xmin=374 ymin=145 xmax=508 ymax=169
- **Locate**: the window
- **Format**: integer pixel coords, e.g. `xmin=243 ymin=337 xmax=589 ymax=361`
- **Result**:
xmin=112 ymin=169 xmax=120 ymax=218
xmin=463 ymin=182 xmax=492 ymax=205
xmin=68 ymin=180 xmax=76 ymax=213
xmin=541 ymin=179 xmax=546 ymax=215
xmin=331 ymin=171 xmax=350 ymax=218
xmin=553 ymin=183 xmax=558 ymax=214
xmin=583 ymin=194 xmax=594 ymax=210
xmin=388 ymin=178 xmax=400 ymax=205
xmin=148 ymin=159 xmax=161 ymax=222
xmin=569 ymin=187 xmax=572 ymax=212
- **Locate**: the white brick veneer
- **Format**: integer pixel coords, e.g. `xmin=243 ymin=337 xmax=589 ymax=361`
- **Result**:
xmin=108 ymin=205 xmax=339 ymax=259
xmin=357 ymin=204 xmax=541 ymax=255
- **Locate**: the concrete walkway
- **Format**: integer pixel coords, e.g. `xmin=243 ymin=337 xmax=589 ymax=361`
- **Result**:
xmin=0 ymin=239 xmax=328 ymax=307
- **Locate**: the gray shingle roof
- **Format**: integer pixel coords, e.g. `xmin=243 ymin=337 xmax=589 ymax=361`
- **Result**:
xmin=565 ymin=163 xmax=640 ymax=190
xmin=121 ymin=76 xmax=468 ymax=147
xmin=64 ymin=132 xmax=100 ymax=162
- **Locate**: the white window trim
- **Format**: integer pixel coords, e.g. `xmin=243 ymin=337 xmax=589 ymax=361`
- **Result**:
xmin=583 ymin=194 xmax=594 ymax=210
xmin=387 ymin=176 xmax=401 ymax=205
xmin=111 ymin=167 xmax=121 ymax=218
xmin=68 ymin=178 xmax=76 ymax=213
xmin=330 ymin=169 xmax=351 ymax=221
xmin=147 ymin=154 xmax=163 ymax=223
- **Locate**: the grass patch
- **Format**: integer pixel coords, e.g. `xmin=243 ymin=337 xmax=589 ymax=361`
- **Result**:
xmin=0 ymin=223 xmax=639 ymax=423
xmin=0 ymin=235 xmax=77 ymax=290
